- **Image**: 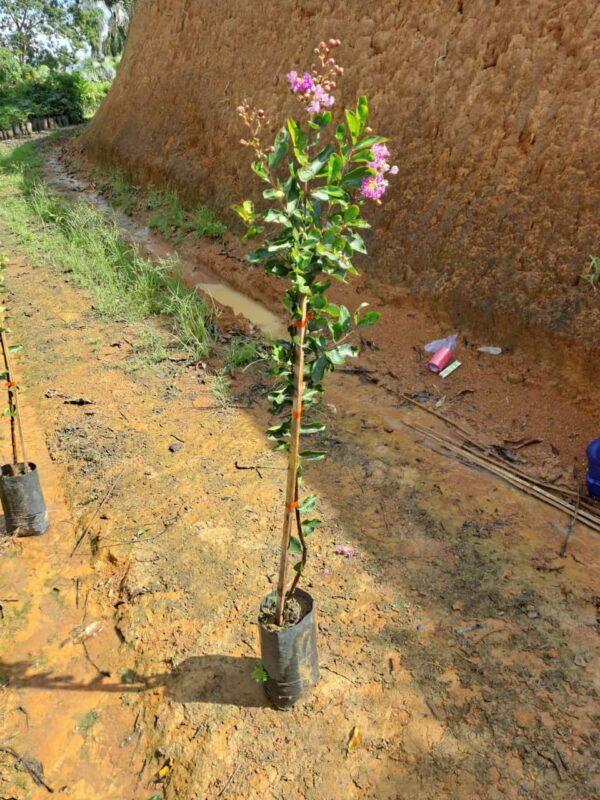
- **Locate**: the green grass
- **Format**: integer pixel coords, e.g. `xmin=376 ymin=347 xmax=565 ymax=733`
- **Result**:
xmin=188 ymin=204 xmax=227 ymax=239
xmin=88 ymin=166 xmax=227 ymax=243
xmin=148 ymin=189 xmax=186 ymax=240
xmin=224 ymin=337 xmax=264 ymax=375
xmin=107 ymin=169 xmax=140 ymax=215
xmin=0 ymin=140 xmax=216 ymax=363
xmin=207 ymin=369 xmax=231 ymax=408
xmin=582 ymin=255 xmax=600 ymax=290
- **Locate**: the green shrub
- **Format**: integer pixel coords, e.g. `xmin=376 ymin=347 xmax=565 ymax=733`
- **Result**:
xmin=0 ymin=48 xmax=22 ymax=87
xmin=0 ymin=70 xmax=105 ymax=129
xmin=81 ymin=79 xmax=110 ymax=117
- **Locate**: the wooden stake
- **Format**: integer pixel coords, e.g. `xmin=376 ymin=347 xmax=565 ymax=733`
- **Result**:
xmin=403 ymin=420 xmax=600 ymax=534
xmin=275 ymin=295 xmax=308 ymax=626
xmin=0 ymin=330 xmax=28 ymax=473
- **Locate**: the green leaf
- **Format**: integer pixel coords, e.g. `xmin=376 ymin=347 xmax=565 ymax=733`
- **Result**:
xmin=341 ymin=166 xmax=375 ymax=189
xmin=338 ymin=305 xmax=351 ymax=328
xmin=251 ymin=662 xmax=269 ymax=683
xmin=298 ymin=493 xmax=318 ymax=513
xmin=251 ymin=160 xmax=270 ymax=183
xmin=335 ymin=123 xmax=346 ymax=143
xmin=287 ymin=118 xmax=308 ymax=163
xmin=355 ymin=134 xmax=387 ymax=151
xmin=349 ymin=234 xmax=367 ymax=254
xmin=311 ymin=355 xmax=328 ymax=382
xmin=357 ymin=310 xmax=380 ymax=328
xmin=312 ymin=185 xmax=345 ymax=201
xmin=298 ymin=145 xmax=334 ymax=182
xmin=357 ymin=95 xmax=368 ymax=124
xmin=345 ymin=110 xmax=360 ymax=144
xmin=268 ymin=126 xmax=289 ymax=171
xmin=300 ymin=450 xmax=326 ymax=461
xmin=321 ymin=303 xmax=340 ymax=318
xmin=343 ymin=205 xmax=360 ymax=223
xmin=300 ymin=421 xmax=325 ymax=435
xmin=327 ymin=344 xmax=358 ymax=365
xmin=267 ymin=420 xmax=290 ymax=440
xmin=243 ymin=225 xmax=264 ymax=240
xmin=353 ymin=302 xmax=370 ymax=324
xmin=312 ymin=111 xmax=332 ymax=129
xmin=327 ymin=152 xmax=343 ymax=184
xmin=246 ymin=247 xmax=269 ymax=264
xmin=264 ymin=209 xmax=290 ymax=226
xmin=7 ymin=344 xmax=22 ymax=354
xmin=289 ymin=536 xmax=303 ymax=555
xmin=231 ymin=199 xmax=255 ymax=224
xmin=302 ymin=518 xmax=322 ymax=535
xmin=267 ymin=241 xmax=292 ymax=253
xmin=263 ymin=187 xmax=284 ymax=200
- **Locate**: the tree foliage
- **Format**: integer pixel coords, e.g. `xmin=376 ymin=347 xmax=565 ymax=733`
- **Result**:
xmin=236 ymin=41 xmax=397 ymax=614
xmin=0 ymin=0 xmax=133 ymax=67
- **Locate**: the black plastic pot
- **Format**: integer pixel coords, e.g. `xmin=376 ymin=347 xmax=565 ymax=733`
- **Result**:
xmin=0 ymin=463 xmax=48 ymax=536
xmin=259 ymin=588 xmax=320 ymax=709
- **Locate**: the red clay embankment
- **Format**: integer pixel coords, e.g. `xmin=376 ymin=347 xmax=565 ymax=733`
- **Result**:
xmin=81 ymin=0 xmax=600 ymax=375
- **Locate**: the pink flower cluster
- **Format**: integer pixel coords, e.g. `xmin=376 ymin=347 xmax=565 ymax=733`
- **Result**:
xmin=287 ymin=39 xmax=343 ymax=115
xmin=287 ymin=70 xmax=335 ymax=114
xmin=360 ymin=144 xmax=399 ymax=202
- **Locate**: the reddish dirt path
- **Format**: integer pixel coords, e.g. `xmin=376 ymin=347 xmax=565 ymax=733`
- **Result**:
xmin=0 ymin=250 xmax=145 ymax=798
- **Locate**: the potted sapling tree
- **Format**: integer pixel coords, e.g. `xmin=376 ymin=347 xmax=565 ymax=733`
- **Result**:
xmin=235 ymin=40 xmax=398 ymax=708
xmin=0 ymin=256 xmax=48 ymax=536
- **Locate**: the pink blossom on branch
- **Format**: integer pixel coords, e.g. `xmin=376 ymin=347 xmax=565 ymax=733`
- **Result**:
xmin=361 ymin=143 xmax=399 ymax=202
xmin=360 ymin=175 xmax=389 ymax=202
xmin=288 ymin=71 xmax=315 ymax=94
xmin=287 ymin=40 xmax=342 ymax=116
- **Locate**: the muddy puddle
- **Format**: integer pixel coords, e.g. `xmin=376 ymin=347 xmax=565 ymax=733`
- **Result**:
xmin=43 ymin=150 xmax=285 ymax=339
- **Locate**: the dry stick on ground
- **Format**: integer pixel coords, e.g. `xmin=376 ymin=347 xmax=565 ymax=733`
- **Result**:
xmin=402 ymin=392 xmax=583 ymax=498
xmin=0 ymin=746 xmax=54 ymax=793
xmin=408 ymin=420 xmax=600 ymax=531
xmin=70 ymin=466 xmax=126 ymax=557
xmin=0 ymin=329 xmax=29 ymax=474
xmin=560 ymin=488 xmax=581 ymax=557
xmin=400 ymin=392 xmax=474 ymax=439
xmin=215 ymin=763 xmax=242 ymax=798
xmin=275 ymin=295 xmax=308 ymax=626
xmin=403 ymin=421 xmax=600 ymax=533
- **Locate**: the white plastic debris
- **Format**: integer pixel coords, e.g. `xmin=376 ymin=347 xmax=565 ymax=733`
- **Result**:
xmin=424 ymin=333 xmax=458 ymax=354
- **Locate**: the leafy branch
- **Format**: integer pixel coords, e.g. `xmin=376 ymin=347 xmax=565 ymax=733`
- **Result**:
xmin=235 ymin=41 xmax=396 ymax=625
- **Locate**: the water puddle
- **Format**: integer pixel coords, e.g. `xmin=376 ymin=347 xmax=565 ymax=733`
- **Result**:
xmin=43 ymin=151 xmax=285 ymax=338
xmin=194 ymin=280 xmax=284 ymax=338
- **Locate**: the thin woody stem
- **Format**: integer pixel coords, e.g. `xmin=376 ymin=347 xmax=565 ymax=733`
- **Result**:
xmin=0 ymin=331 xmax=28 ymax=473
xmin=275 ymin=293 xmax=308 ymax=626
xmin=288 ymin=475 xmax=307 ymax=599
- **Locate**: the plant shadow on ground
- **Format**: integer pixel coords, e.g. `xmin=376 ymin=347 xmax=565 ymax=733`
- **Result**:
xmin=0 ymin=657 xmax=266 ymax=708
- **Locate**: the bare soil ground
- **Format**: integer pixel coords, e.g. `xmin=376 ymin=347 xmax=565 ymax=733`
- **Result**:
xmin=0 ymin=134 xmax=598 ymax=800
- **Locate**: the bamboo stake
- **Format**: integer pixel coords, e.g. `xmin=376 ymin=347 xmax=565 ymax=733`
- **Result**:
xmin=275 ymin=295 xmax=308 ymax=626
xmin=401 ymin=391 xmax=578 ymax=498
xmin=0 ymin=330 xmax=28 ymax=473
xmin=400 ymin=393 xmax=474 ymax=439
xmin=410 ymin=421 xmax=596 ymax=523
xmin=403 ymin=420 xmax=600 ymax=534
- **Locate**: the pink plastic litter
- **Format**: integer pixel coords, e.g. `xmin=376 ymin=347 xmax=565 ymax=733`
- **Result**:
xmin=428 ymin=346 xmax=454 ymax=374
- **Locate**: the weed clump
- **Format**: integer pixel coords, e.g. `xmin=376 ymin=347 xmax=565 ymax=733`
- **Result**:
xmin=0 ymin=143 xmax=217 ymax=363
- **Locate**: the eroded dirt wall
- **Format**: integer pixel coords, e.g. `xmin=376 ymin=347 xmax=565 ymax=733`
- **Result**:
xmin=82 ymin=0 xmax=600 ymax=350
